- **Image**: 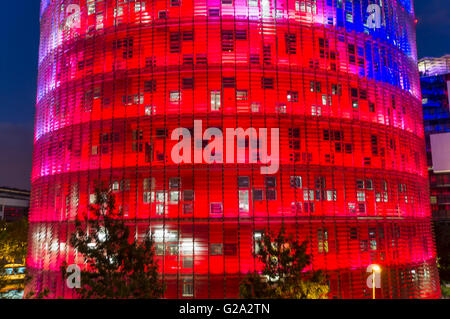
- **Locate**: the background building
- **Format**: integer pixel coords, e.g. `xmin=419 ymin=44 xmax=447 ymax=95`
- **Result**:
xmin=419 ymin=55 xmax=450 ymax=221
xmin=27 ymin=0 xmax=440 ymax=298
xmin=0 ymin=187 xmax=30 ymax=222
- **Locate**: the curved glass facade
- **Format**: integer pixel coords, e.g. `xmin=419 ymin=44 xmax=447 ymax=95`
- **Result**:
xmin=28 ymin=0 xmax=440 ymax=298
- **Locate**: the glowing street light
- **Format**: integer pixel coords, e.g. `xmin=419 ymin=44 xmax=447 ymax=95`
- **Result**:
xmin=372 ymin=264 xmax=381 ymax=299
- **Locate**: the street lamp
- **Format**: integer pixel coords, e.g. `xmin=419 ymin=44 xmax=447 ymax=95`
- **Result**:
xmin=372 ymin=264 xmax=381 ymax=299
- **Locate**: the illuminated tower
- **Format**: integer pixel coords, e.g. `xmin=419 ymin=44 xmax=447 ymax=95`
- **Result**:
xmin=28 ymin=0 xmax=440 ymax=298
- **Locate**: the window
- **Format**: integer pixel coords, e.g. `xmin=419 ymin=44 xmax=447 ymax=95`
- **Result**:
xmin=239 ymin=190 xmax=250 ymax=213
xmin=183 ymin=30 xmax=193 ymax=41
xmin=287 ymin=91 xmax=299 ymax=102
xmin=170 ymin=91 xmax=181 ymax=102
xmin=168 ymin=243 xmax=178 ymax=255
xmin=222 ymin=30 xmax=234 ymax=52
xmin=210 ymin=243 xmax=223 ymax=255
xmin=304 ymin=202 xmax=315 ymax=213
xmin=356 ymin=180 xmax=364 ymax=189
xmin=169 ymin=191 xmax=180 ymax=203
xmin=183 ymin=190 xmax=194 ymax=201
xmin=156 ymin=128 xmax=167 ymax=139
xmin=276 ymin=103 xmax=287 ymax=114
xmin=155 ymin=244 xmax=165 ymax=256
xmin=169 ymin=177 xmax=181 ymax=189
xmin=250 ymin=54 xmax=260 ymax=64
xmin=254 ymin=231 xmax=263 ymax=254
xmin=236 ymin=30 xmax=247 ymax=40
xmin=183 ymin=203 xmax=193 ymax=215
xmin=183 ymin=55 xmax=194 ymax=65
xmin=144 ymin=80 xmax=156 ymax=92
xmin=238 ymin=176 xmax=250 ymax=188
xmin=210 ymin=202 xmax=223 ymax=215
xmin=224 ymin=243 xmax=237 ymax=256
xmin=265 ymin=176 xmax=277 ymax=188
xmin=112 ymin=181 xmax=120 ymax=192
xmin=251 ymin=102 xmax=261 ymax=113
xmin=310 ymin=81 xmax=321 ymax=92
xmin=350 ymin=228 xmax=358 ymax=240
xmin=209 ymin=8 xmax=220 ymax=16
xmin=183 ymin=257 xmax=193 ymax=269
xmin=326 ymin=190 xmax=337 ymax=201
xmin=285 ymin=33 xmax=297 ymax=54
xmin=332 ymin=84 xmax=341 ymax=95
xmin=236 ymin=90 xmax=248 ymax=101
xmin=290 ymin=176 xmax=302 ymax=188
xmin=182 ymin=78 xmax=194 ymax=89
xmin=145 ymin=105 xmax=156 ymax=116
xmin=357 ymin=191 xmax=366 ymax=202
xmin=261 ymin=77 xmax=274 ymax=89
xmin=266 ymin=189 xmax=277 ymax=201
xmin=253 ymin=189 xmax=264 ymax=201
xmin=303 ymin=189 xmax=315 ymax=201
xmin=211 ymin=91 xmax=221 ymax=111
xmin=170 ymin=32 xmax=181 ymax=53
xmin=318 ymin=229 xmax=329 ymax=253
xmin=143 ymin=191 xmax=152 ymax=204
xmin=182 ymin=279 xmax=194 ymax=297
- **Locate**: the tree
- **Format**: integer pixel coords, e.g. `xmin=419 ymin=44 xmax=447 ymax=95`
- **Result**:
xmin=240 ymin=227 xmax=329 ymax=299
xmin=61 ymin=189 xmax=165 ymax=299
xmin=434 ymin=221 xmax=450 ymax=282
xmin=434 ymin=221 xmax=450 ymax=297
xmin=0 ymin=218 xmax=28 ymax=296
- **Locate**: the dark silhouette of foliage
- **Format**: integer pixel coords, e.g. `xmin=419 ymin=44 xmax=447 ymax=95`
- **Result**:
xmin=61 ymin=189 xmax=164 ymax=299
xmin=240 ymin=227 xmax=329 ymax=299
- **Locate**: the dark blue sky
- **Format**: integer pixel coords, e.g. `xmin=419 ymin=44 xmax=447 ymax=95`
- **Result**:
xmin=0 ymin=0 xmax=449 ymax=190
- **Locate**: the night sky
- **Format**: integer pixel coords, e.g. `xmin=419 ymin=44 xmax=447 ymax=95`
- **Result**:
xmin=0 ymin=1 xmax=449 ymax=191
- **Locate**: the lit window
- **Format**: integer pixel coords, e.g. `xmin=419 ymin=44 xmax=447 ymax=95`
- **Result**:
xmin=211 ymin=91 xmax=221 ymax=111
xmin=303 ymin=189 xmax=314 ymax=201
xmin=318 ymin=229 xmax=328 ymax=253
xmin=182 ymin=279 xmax=194 ymax=297
xmin=290 ymin=176 xmax=302 ymax=188
xmin=239 ymin=190 xmax=249 ymax=213
xmin=251 ymin=102 xmax=261 ymax=113
xmin=287 ymin=91 xmax=299 ymax=102
xmin=183 ymin=257 xmax=193 ymax=269
xmin=211 ymin=243 xmax=223 ymax=255
xmin=326 ymin=190 xmax=337 ymax=201
xmin=357 ymin=191 xmax=366 ymax=202
xmin=236 ymin=90 xmax=248 ymax=101
xmin=169 ymin=191 xmax=180 ymax=203
xmin=170 ymin=91 xmax=181 ymax=102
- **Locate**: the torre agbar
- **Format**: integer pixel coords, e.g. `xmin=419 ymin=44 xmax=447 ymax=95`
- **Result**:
xmin=28 ymin=0 xmax=441 ymax=298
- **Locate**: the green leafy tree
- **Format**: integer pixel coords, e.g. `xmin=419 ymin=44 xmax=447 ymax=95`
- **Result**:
xmin=0 ymin=218 xmax=28 ymax=296
xmin=61 ymin=189 xmax=165 ymax=299
xmin=240 ymin=228 xmax=329 ymax=299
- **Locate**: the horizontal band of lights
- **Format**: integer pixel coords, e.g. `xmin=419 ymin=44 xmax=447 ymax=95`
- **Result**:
xmin=28 ymin=0 xmax=440 ymax=298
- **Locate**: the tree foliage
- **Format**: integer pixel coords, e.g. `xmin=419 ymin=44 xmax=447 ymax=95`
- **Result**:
xmin=0 ymin=218 xmax=28 ymax=294
xmin=434 ymin=221 xmax=450 ymax=283
xmin=240 ymin=228 xmax=329 ymax=299
xmin=61 ymin=189 xmax=164 ymax=299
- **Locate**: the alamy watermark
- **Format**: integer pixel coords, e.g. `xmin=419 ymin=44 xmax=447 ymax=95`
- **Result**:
xmin=171 ymin=120 xmax=280 ymax=175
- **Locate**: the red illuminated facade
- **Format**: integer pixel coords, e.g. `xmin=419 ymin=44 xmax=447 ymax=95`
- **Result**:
xmin=28 ymin=0 xmax=440 ymax=298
